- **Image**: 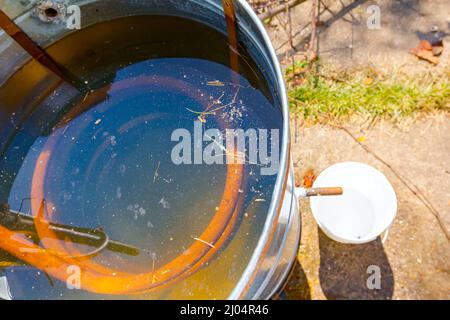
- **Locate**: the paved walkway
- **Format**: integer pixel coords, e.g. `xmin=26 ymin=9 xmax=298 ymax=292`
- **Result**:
xmin=267 ymin=0 xmax=450 ymax=72
xmin=284 ymin=115 xmax=449 ymax=299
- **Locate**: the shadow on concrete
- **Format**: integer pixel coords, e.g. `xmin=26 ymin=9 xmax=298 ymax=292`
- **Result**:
xmin=318 ymin=229 xmax=394 ymax=300
xmin=394 ymin=0 xmax=423 ymax=16
xmin=319 ymin=0 xmax=368 ymax=29
xmin=278 ymin=0 xmax=369 ymax=61
xmin=280 ymin=259 xmax=311 ymax=300
xmin=415 ymin=30 xmax=449 ymax=45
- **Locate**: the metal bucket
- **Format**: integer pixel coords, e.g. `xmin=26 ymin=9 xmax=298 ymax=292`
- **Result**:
xmin=0 ymin=0 xmax=299 ymax=300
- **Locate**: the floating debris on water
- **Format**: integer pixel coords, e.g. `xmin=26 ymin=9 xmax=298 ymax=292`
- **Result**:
xmin=207 ymin=80 xmax=225 ymax=87
xmin=110 ymin=135 xmax=117 ymax=147
xmin=116 ymin=187 xmax=122 ymax=199
xmin=153 ymin=161 xmax=161 ymax=183
xmin=193 ymin=237 xmax=216 ymax=248
xmin=159 ymin=198 xmax=170 ymax=209
xmin=127 ymin=204 xmax=147 ymax=220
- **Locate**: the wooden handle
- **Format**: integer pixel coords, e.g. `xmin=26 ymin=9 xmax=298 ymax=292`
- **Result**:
xmin=305 ymin=187 xmax=343 ymax=197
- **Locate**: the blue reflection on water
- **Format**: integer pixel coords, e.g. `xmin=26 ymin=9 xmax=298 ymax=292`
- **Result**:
xmin=2 ymin=58 xmax=282 ymax=299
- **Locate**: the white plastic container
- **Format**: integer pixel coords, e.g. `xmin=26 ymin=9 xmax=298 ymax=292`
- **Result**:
xmin=310 ymin=162 xmax=397 ymax=244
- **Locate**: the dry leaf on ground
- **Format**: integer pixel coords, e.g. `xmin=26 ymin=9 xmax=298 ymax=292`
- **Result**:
xmin=410 ymin=39 xmax=443 ymax=65
xmin=302 ymin=169 xmax=316 ymax=188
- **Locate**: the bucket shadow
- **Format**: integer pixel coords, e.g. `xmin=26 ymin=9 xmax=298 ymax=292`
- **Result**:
xmin=279 ymin=259 xmax=311 ymax=300
xmin=318 ymin=229 xmax=394 ymax=300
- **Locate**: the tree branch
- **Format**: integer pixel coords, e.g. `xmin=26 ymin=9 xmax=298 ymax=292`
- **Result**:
xmin=258 ymin=0 xmax=308 ymax=21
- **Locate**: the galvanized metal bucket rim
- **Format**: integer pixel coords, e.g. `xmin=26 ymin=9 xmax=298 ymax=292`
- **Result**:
xmin=0 ymin=0 xmax=293 ymax=300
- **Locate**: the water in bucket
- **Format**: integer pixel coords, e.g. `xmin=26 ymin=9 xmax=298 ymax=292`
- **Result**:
xmin=312 ymin=188 xmax=375 ymax=241
xmin=0 ymin=15 xmax=282 ymax=299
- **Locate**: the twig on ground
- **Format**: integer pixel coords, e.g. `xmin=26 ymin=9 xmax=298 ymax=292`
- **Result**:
xmin=259 ymin=0 xmax=307 ymax=21
xmin=307 ymin=0 xmax=319 ymax=61
xmin=286 ymin=3 xmax=296 ymax=52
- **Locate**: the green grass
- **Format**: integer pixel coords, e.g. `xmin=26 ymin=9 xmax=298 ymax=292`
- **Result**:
xmin=287 ymin=64 xmax=450 ymax=123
